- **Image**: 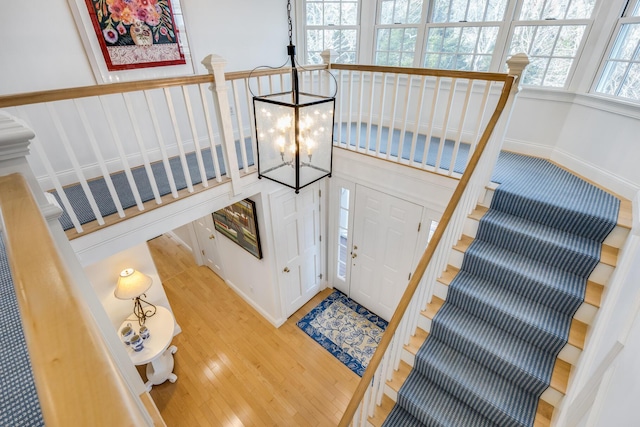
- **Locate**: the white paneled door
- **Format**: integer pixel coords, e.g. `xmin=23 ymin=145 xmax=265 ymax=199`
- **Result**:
xmin=194 ymin=214 xmax=225 ymax=279
xmin=350 ymin=185 xmax=422 ymax=320
xmin=271 ymin=183 xmax=322 ymax=318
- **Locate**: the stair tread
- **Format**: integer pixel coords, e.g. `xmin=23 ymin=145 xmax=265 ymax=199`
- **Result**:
xmin=424 ymin=293 xmax=585 ymax=357
xmin=368 ymin=394 xmax=395 ymax=427
xmin=438 ymin=264 xmax=603 ymax=308
xmin=428 ymin=304 xmax=555 ymax=394
xmin=413 ymin=338 xmax=539 ymax=425
xmin=458 ymin=233 xmax=617 ymax=268
xmin=456 ymin=239 xmax=589 ymax=313
xmin=404 ymin=322 xmax=571 ymax=396
xmin=448 ymin=270 xmax=575 ymax=351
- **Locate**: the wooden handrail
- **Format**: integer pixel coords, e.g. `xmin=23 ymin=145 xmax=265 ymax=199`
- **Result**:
xmin=331 ymin=63 xmax=510 ymax=82
xmin=0 ymin=75 xmax=214 ymax=108
xmin=338 ymin=74 xmax=515 ymax=426
xmin=0 ymin=173 xmax=150 ymax=426
xmin=224 ymin=64 xmax=328 ymax=81
xmin=0 ymin=64 xmax=329 ymax=109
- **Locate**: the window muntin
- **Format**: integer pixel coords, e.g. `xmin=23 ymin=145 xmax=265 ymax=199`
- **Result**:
xmin=374 ymin=0 xmax=424 ymax=66
xmin=595 ymin=1 xmax=640 ymax=101
xmin=304 ymin=0 xmax=360 ymax=64
xmin=508 ymin=0 xmax=596 ymax=87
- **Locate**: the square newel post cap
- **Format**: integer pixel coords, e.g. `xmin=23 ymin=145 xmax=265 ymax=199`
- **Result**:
xmin=506 ymin=53 xmax=530 ymax=92
xmin=201 ymin=54 xmax=228 ymax=90
xmin=0 ymin=113 xmax=35 ymax=161
xmin=320 ymin=50 xmax=338 ymax=67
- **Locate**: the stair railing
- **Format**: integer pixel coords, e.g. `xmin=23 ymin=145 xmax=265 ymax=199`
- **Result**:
xmin=339 ymin=53 xmax=530 ymax=426
xmin=0 ymin=114 xmax=162 ymax=425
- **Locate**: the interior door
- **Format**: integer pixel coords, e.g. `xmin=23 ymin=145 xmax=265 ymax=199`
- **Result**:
xmin=271 ymin=183 xmax=322 ymax=318
xmin=350 ymin=185 xmax=422 ymax=320
xmin=194 ymin=214 xmax=225 ymax=278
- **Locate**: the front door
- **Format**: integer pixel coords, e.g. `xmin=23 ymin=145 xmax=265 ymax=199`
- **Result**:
xmin=350 ymin=185 xmax=422 ymax=320
xmin=271 ymin=183 xmax=322 ymax=318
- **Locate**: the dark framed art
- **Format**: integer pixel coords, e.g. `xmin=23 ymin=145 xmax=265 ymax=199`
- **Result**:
xmin=213 ymin=199 xmax=263 ymax=259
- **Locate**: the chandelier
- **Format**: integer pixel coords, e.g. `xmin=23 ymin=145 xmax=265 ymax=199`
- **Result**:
xmin=252 ymin=0 xmax=335 ymax=193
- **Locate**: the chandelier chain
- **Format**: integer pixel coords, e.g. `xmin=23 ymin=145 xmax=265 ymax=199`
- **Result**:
xmin=287 ymin=0 xmax=293 ymax=45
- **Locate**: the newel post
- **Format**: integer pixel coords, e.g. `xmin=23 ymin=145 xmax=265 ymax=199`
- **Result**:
xmin=0 ymin=113 xmax=62 ymax=222
xmin=474 ymin=52 xmax=530 ymax=192
xmin=201 ymin=54 xmax=243 ymax=196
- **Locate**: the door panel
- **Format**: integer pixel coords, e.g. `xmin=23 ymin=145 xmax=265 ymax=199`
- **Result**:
xmin=350 ymin=185 xmax=422 ymax=320
xmin=194 ymin=215 xmax=224 ymax=278
xmin=271 ymin=183 xmax=322 ymax=318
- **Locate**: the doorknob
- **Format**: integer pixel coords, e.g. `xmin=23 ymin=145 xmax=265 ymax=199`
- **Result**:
xmin=283 ymin=267 xmax=290 ymax=273
xmin=352 ymin=253 xmax=357 ymax=259
xmin=353 ymin=245 xmax=358 ymax=250
xmin=209 ymin=234 xmax=215 ymax=240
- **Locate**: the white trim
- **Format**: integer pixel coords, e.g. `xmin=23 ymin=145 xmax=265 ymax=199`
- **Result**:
xmin=550 ymin=147 xmax=640 ymax=199
xmin=164 ymin=230 xmax=193 ymax=254
xmin=501 ymin=137 xmax=554 ymax=158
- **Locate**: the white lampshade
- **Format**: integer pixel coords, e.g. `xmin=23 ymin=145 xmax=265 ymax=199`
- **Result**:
xmin=114 ymin=268 xmax=152 ymax=300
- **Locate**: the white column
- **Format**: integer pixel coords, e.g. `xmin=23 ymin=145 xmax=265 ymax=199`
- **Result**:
xmin=201 ymin=54 xmax=243 ymax=196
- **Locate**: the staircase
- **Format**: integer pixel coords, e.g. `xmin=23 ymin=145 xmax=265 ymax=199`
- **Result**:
xmin=369 ymin=153 xmax=631 ymax=427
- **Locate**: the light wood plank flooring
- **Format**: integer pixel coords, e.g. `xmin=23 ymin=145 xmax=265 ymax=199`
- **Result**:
xmin=146 ymin=234 xmax=359 ymax=426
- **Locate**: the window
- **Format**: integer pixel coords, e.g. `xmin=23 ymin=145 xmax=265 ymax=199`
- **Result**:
xmin=423 ymin=0 xmax=508 ymax=71
xmin=336 ymin=187 xmax=351 ymax=280
xmin=304 ymin=0 xmax=360 ymax=64
xmin=300 ymin=0 xmax=603 ymax=89
xmin=509 ymin=0 xmax=597 ymax=87
xmin=375 ymin=0 xmax=424 ymax=66
xmin=595 ymin=1 xmax=640 ymax=101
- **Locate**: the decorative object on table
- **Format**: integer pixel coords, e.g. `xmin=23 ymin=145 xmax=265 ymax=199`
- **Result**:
xmin=139 ymin=325 xmax=150 ymax=340
xmin=130 ymin=334 xmax=144 ymax=352
xmin=114 ymin=268 xmax=157 ymax=326
xmin=297 ymin=290 xmax=388 ymax=377
xmin=120 ymin=323 xmax=134 ymax=345
xmin=82 ymin=0 xmax=186 ymax=71
xmin=251 ymin=0 xmax=336 ymax=194
xmin=213 ymin=199 xmax=262 ymax=259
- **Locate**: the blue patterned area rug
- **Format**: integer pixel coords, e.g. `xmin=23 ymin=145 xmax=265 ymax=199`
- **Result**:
xmin=297 ymin=290 xmax=388 ymax=376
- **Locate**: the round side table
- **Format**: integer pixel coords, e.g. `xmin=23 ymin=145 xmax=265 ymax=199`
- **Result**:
xmin=119 ymin=306 xmax=178 ymax=390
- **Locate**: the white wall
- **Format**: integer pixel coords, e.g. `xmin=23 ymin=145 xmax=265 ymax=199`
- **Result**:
xmin=84 ymin=241 xmax=177 ymax=332
xmin=0 ymin=0 xmax=286 ymax=95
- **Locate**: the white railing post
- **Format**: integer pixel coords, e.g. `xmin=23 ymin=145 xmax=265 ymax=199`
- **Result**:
xmin=201 ymin=54 xmax=243 ymax=196
xmin=474 ymin=53 xmax=530 ymax=191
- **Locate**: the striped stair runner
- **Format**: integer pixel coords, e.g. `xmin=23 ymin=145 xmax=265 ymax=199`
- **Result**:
xmin=383 ymin=152 xmax=620 ymax=427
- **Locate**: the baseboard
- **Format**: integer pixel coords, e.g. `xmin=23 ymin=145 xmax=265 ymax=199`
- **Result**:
xmin=164 ymin=231 xmax=192 ymax=254
xmin=501 ymin=138 xmax=554 ymax=158
xmin=225 ymin=279 xmax=286 ymax=328
xmin=551 ymin=148 xmax=640 ymax=199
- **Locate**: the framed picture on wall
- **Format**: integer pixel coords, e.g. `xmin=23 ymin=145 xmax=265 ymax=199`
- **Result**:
xmin=67 ymin=0 xmax=195 ymax=83
xmin=213 ymin=199 xmax=263 ymax=259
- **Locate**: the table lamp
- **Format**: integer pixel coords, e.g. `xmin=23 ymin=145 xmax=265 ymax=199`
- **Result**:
xmin=115 ymin=268 xmax=156 ymax=326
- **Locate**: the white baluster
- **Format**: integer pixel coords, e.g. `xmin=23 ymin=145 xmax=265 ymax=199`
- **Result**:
xmin=375 ymin=73 xmax=388 ymax=156
xmin=162 ymin=88 xmax=194 ymax=193
xmin=421 ymin=76 xmax=441 ymax=170
xmin=385 ymin=73 xmax=400 ymax=160
xmin=231 ymin=80 xmax=250 ymax=173
xmin=182 ymin=85 xmax=209 ymax=187
xmin=47 ymin=103 xmax=105 ymax=226
xmin=73 ymin=99 xmax=125 ymax=218
xmin=198 ymin=84 xmax=223 ymax=183
xmin=397 ymin=74 xmax=414 ymax=163
xmin=408 ymin=75 xmax=427 ymax=166
xmin=144 ymin=90 xmax=179 ymax=198
xmin=434 ymin=78 xmax=457 ymax=173
xmin=448 ymin=80 xmax=474 ymax=177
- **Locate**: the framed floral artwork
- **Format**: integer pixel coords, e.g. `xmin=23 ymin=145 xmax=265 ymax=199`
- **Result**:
xmin=85 ymin=0 xmax=186 ymax=71
xmin=68 ymin=0 xmax=195 ymax=83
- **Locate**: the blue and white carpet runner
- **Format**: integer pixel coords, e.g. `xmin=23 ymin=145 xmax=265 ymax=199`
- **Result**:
xmin=383 ymin=152 xmax=619 ymax=427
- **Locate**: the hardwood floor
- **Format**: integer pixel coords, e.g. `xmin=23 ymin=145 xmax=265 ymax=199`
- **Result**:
xmin=146 ymin=234 xmax=359 ymax=426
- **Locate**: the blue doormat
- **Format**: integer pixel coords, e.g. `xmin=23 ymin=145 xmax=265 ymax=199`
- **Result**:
xmin=297 ymin=290 xmax=388 ymax=376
